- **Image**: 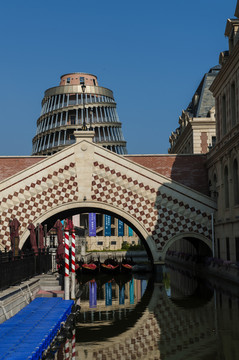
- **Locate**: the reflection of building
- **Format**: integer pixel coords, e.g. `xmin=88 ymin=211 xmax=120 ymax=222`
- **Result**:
xmin=75 ymin=270 xmax=218 ymax=360
xmin=79 ymin=278 xmax=146 ymax=312
xmin=76 ymin=277 xmax=161 ymax=359
xmin=207 ymin=2 xmax=239 ymax=262
xmin=169 ymin=66 xmax=220 ymax=154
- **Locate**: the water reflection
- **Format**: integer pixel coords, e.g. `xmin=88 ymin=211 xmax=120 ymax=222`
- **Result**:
xmin=52 ymin=266 xmax=239 ymax=360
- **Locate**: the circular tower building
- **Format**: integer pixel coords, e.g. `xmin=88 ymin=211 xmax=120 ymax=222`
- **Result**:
xmin=32 ymin=73 xmax=127 ymax=155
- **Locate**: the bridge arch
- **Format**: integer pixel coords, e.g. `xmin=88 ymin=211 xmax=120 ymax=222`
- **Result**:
xmin=161 ymin=232 xmax=212 ymax=260
xmin=19 ymin=200 xmax=159 ymax=262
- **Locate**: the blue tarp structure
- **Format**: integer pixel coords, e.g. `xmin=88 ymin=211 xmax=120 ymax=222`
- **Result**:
xmin=0 ymin=297 xmax=74 ymax=360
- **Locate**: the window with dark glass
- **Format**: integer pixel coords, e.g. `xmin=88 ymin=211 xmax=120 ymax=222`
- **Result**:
xmin=80 ymin=77 xmax=85 ymax=84
xmin=222 ymin=94 xmax=227 ymax=135
xmin=226 ymin=237 xmax=230 ymax=260
xmin=236 ymin=238 xmax=239 ymax=262
xmin=224 ymin=166 xmax=229 ymax=208
xmin=233 ymin=159 xmax=239 ymax=205
xmin=231 ymin=82 xmax=236 ymax=127
xmin=213 ymin=173 xmax=217 ymax=202
xmin=212 ymin=136 xmax=216 ymax=147
xmin=217 ymin=238 xmax=220 ymax=258
xmin=67 ymin=77 xmax=71 ymax=84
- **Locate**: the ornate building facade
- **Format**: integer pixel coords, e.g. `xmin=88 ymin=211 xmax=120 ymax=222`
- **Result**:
xmin=169 ymin=66 xmax=220 ymax=154
xmin=207 ymin=3 xmax=239 ymax=262
xmin=169 ymin=1 xmax=239 ymax=262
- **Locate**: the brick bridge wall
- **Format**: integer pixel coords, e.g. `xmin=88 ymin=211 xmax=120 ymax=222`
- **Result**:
xmin=0 ymin=154 xmax=208 ymax=195
xmin=125 ymin=155 xmax=209 ymax=196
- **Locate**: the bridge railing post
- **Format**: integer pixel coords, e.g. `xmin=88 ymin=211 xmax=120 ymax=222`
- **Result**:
xmin=71 ymin=230 xmax=76 ymax=300
xmin=64 ymin=228 xmax=70 ymax=300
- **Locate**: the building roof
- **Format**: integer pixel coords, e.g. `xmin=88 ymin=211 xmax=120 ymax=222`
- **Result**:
xmin=186 ymin=66 xmax=221 ymax=118
xmin=235 ymin=0 xmax=239 ymax=18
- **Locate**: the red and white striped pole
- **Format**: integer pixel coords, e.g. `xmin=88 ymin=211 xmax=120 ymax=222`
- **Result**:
xmin=71 ymin=329 xmax=76 ymax=360
xmin=64 ymin=227 xmax=70 ymax=300
xmin=64 ymin=338 xmax=70 ymax=360
xmin=71 ymin=229 xmax=76 ymax=300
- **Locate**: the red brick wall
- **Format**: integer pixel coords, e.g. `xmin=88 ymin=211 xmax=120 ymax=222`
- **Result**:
xmin=125 ymin=155 xmax=209 ymax=196
xmin=0 ymin=155 xmax=209 ymax=196
xmin=0 ymin=157 xmax=45 ymax=182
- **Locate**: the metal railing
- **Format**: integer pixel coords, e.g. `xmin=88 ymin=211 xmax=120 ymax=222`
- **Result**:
xmin=0 ymin=249 xmax=52 ymax=291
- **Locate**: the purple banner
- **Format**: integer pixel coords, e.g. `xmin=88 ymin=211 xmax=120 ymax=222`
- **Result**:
xmin=89 ymin=213 xmax=96 ymax=236
xmin=89 ymin=281 xmax=97 ymax=308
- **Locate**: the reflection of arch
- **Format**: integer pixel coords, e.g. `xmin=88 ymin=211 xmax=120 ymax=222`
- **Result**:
xmin=76 ymin=277 xmax=215 ymax=360
xmin=161 ymin=232 xmax=212 ymax=259
xmin=77 ymin=277 xmax=154 ymax=343
xmin=19 ymin=200 xmax=158 ymax=261
xmin=76 ymin=278 xmax=161 ymax=359
xmin=165 ymin=264 xmax=213 ymax=307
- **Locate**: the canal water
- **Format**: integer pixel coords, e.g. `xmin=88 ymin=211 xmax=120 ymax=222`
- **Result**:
xmin=52 ymin=265 xmax=239 ymax=360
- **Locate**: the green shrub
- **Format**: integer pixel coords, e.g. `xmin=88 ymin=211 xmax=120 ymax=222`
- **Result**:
xmin=121 ymin=241 xmax=130 ymax=250
xmin=121 ymin=242 xmax=144 ymax=251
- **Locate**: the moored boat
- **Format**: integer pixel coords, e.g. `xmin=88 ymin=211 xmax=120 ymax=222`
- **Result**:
xmin=100 ymin=262 xmax=120 ymax=273
xmin=121 ymin=257 xmax=135 ymax=272
xmin=121 ymin=263 xmax=133 ymax=272
xmin=82 ymin=263 xmax=99 ymax=274
xmin=76 ymin=258 xmax=100 ymax=275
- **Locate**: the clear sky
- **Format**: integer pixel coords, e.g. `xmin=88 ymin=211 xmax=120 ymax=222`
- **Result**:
xmin=0 ymin=0 xmax=237 ymax=156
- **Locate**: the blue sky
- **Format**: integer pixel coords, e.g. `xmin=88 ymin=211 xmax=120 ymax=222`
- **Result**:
xmin=0 ymin=0 xmax=237 ymax=155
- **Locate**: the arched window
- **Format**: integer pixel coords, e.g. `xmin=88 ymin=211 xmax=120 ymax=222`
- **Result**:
xmin=224 ymin=166 xmax=229 ymax=208
xmin=231 ymin=82 xmax=236 ymax=127
xmin=233 ymin=159 xmax=239 ymax=205
xmin=213 ymin=173 xmax=217 ymax=202
xmin=222 ymin=95 xmax=227 ymax=135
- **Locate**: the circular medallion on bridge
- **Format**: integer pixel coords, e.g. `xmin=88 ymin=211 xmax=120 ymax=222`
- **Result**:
xmin=81 ymin=144 xmax=87 ymax=151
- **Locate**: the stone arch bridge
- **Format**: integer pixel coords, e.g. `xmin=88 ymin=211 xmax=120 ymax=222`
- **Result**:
xmin=0 ymin=132 xmax=216 ymax=265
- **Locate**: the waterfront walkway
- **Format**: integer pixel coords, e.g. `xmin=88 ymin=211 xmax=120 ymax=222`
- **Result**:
xmin=0 ymin=297 xmax=74 ymax=360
